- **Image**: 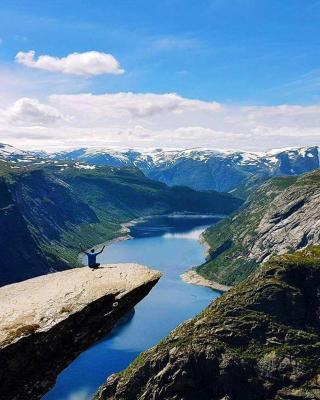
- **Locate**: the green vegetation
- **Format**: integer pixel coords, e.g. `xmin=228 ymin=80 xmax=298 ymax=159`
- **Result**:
xmin=196 ymin=170 xmax=320 ymax=285
xmin=0 ymin=161 xmax=242 ymax=285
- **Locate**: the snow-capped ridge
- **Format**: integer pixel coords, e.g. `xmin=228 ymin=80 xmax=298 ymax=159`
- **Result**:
xmin=0 ymin=143 xmax=319 ymax=193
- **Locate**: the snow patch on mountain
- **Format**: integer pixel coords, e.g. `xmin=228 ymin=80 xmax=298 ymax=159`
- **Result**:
xmin=1 ymin=143 xmax=319 ymax=192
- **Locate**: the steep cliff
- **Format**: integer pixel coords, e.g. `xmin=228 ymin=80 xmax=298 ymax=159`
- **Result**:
xmin=0 ymin=177 xmax=63 ymax=285
xmin=197 ymin=170 xmax=320 ymax=285
xmin=0 ymin=263 xmax=161 ymax=400
xmin=94 ymin=247 xmax=320 ymax=400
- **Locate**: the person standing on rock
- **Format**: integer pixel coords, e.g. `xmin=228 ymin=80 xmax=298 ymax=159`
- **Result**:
xmin=79 ymin=244 xmax=105 ymax=270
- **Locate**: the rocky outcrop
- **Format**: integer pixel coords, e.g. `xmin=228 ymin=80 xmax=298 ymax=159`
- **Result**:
xmin=197 ymin=170 xmax=320 ymax=285
xmin=94 ymin=247 xmax=320 ymax=400
xmin=250 ymin=184 xmax=320 ymax=263
xmin=0 ymin=264 xmax=161 ymax=400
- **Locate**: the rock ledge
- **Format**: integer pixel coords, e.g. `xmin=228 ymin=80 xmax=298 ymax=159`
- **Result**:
xmin=0 ymin=264 xmax=161 ymax=400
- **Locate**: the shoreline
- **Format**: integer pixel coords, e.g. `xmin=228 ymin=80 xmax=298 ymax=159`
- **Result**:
xmin=78 ymin=220 xmax=133 ymax=263
xmin=80 ymin=212 xmax=225 ymax=257
xmin=181 ymin=270 xmax=232 ymax=293
xmin=180 ymin=229 xmax=232 ymax=293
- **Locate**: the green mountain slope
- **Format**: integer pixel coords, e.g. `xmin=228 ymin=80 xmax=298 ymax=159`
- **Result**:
xmin=95 ymin=246 xmax=320 ymax=400
xmin=0 ymin=162 xmax=242 ymax=286
xmin=196 ymin=170 xmax=320 ymax=286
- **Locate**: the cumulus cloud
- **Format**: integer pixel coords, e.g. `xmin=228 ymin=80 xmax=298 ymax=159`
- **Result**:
xmin=15 ymin=50 xmax=124 ymax=76
xmin=0 ymin=92 xmax=320 ymax=151
xmin=2 ymin=97 xmax=65 ymax=126
xmin=50 ymin=92 xmax=221 ymax=120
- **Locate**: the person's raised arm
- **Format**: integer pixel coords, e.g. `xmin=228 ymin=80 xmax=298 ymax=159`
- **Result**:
xmin=97 ymin=245 xmax=106 ymax=255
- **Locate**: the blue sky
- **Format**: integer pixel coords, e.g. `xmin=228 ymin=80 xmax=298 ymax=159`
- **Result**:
xmin=0 ymin=0 xmax=319 ymax=150
xmin=1 ymin=0 xmax=320 ymax=103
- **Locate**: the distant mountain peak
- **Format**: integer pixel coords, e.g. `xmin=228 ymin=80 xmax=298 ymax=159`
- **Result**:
xmin=1 ymin=143 xmax=319 ymax=192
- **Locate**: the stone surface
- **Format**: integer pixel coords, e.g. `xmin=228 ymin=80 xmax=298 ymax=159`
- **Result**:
xmin=197 ymin=170 xmax=320 ymax=285
xmin=0 ymin=264 xmax=161 ymax=400
xmin=251 ymin=186 xmax=320 ymax=263
xmin=95 ymin=247 xmax=320 ymax=400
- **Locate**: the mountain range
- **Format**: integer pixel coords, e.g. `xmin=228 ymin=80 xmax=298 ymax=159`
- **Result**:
xmin=1 ymin=143 xmax=319 ymax=192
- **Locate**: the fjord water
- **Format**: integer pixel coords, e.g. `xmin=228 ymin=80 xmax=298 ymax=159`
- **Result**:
xmin=43 ymin=215 xmax=221 ymax=400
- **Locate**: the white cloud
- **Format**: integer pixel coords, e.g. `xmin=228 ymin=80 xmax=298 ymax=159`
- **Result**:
xmin=50 ymin=92 xmax=221 ymax=120
xmin=2 ymin=97 xmax=65 ymax=126
xmin=15 ymin=50 xmax=124 ymax=76
xmin=0 ymin=92 xmax=319 ymax=151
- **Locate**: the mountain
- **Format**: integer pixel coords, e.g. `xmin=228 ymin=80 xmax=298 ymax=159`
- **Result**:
xmin=1 ymin=143 xmax=319 ymax=193
xmin=0 ymin=160 xmax=241 ymax=286
xmin=51 ymin=145 xmax=320 ymax=192
xmin=94 ymin=246 xmax=320 ymax=400
xmin=197 ymin=169 xmax=320 ymax=286
xmin=0 ymin=143 xmax=44 ymax=163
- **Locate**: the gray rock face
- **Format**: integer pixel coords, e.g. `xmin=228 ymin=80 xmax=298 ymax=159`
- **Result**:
xmin=197 ymin=170 xmax=320 ymax=286
xmin=0 ymin=264 xmax=161 ymax=400
xmin=94 ymin=248 xmax=320 ymax=400
xmin=0 ymin=177 xmax=59 ymax=286
xmin=251 ymin=186 xmax=320 ymax=263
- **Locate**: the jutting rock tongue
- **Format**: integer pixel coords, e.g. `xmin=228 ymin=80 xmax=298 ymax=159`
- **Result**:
xmin=0 ymin=264 xmax=161 ymax=400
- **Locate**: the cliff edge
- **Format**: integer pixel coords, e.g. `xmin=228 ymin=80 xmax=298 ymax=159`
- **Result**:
xmin=0 ymin=264 xmax=161 ymax=400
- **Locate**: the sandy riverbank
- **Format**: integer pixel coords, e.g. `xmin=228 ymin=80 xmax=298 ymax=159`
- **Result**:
xmin=181 ymin=270 xmax=231 ymax=293
xmin=180 ymin=229 xmax=231 ymax=293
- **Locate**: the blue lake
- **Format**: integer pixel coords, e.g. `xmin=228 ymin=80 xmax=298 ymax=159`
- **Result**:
xmin=43 ymin=215 xmax=221 ymax=400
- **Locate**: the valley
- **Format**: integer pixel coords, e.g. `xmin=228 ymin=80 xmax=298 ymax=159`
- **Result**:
xmin=0 ymin=142 xmax=319 ymax=400
xmin=0 ymin=158 xmax=241 ymax=286
xmin=43 ymin=215 xmax=221 ymax=400
xmin=1 ymin=3 xmax=320 ymax=399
